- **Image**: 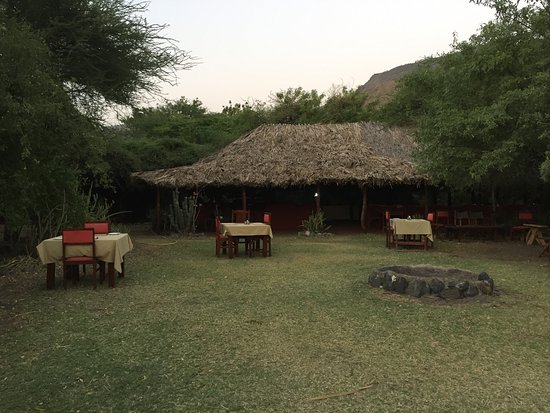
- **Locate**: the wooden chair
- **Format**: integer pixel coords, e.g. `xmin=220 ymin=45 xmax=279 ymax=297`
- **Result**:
xmin=62 ymin=228 xmax=99 ymax=289
xmin=84 ymin=220 xmax=110 ymax=234
xmin=215 ymin=217 xmax=236 ymax=257
xmin=510 ymin=211 xmax=534 ymax=241
xmin=84 ymin=221 xmax=110 ymax=279
xmin=231 ymin=209 xmax=250 ymax=223
xmin=262 ymin=212 xmax=272 ymax=256
xmin=384 ymin=210 xmax=395 ymax=248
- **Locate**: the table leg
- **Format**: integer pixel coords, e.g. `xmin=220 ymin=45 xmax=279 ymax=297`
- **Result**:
xmin=108 ymin=263 xmax=115 ymax=288
xmin=262 ymin=235 xmax=267 ymax=257
xmin=46 ymin=263 xmax=55 ymax=290
xmin=228 ymin=236 xmax=234 ymax=259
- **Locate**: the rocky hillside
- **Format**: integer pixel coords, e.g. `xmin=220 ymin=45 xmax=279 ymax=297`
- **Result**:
xmin=358 ymin=62 xmax=418 ymax=102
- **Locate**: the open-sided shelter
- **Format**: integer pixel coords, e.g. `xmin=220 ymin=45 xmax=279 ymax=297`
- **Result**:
xmin=132 ymin=122 xmax=429 ymax=231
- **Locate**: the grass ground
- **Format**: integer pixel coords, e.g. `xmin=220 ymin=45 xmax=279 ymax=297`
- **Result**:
xmin=1 ymin=231 xmax=549 ymax=412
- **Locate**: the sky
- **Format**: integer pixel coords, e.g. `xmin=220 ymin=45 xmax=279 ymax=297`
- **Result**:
xmin=141 ymin=0 xmax=496 ymax=113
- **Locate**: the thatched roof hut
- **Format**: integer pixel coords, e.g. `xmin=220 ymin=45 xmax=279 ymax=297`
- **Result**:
xmin=132 ymin=122 xmax=426 ymax=189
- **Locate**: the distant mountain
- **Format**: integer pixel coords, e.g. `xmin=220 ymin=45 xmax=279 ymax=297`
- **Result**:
xmin=358 ymin=62 xmax=418 ymax=102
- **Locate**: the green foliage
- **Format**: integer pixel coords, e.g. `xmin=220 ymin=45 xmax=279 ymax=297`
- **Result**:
xmin=381 ymin=0 xmax=550 ymax=189
xmin=4 ymin=0 xmax=194 ymax=113
xmin=267 ymin=87 xmax=324 ymax=124
xmin=301 ymin=211 xmax=331 ymax=234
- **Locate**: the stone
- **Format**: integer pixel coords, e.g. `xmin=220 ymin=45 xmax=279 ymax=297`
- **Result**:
xmin=382 ymin=273 xmax=395 ymax=291
xmin=409 ymin=279 xmax=430 ymax=298
xmin=478 ymin=272 xmax=494 ymax=291
xmin=456 ymin=281 xmax=469 ymax=298
xmin=392 ymin=275 xmax=409 ymax=293
xmin=480 ymin=280 xmax=493 ymax=295
xmin=429 ymin=278 xmax=445 ymax=294
xmin=464 ymin=283 xmax=479 ymax=297
xmin=368 ymin=272 xmax=383 ymax=288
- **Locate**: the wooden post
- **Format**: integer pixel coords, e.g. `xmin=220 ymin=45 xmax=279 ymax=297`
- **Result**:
xmin=315 ymin=184 xmax=321 ymax=213
xmin=156 ymin=186 xmax=161 ymax=232
xmin=360 ymin=185 xmax=368 ymax=232
xmin=241 ymin=187 xmax=247 ymax=210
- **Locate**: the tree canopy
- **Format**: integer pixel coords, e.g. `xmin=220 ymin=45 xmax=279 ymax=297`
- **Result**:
xmin=381 ymin=0 xmax=550 ymax=192
xmin=0 ymin=0 xmax=192 ymax=250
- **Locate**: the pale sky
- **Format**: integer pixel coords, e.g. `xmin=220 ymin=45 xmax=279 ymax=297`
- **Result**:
xmin=142 ymin=0 xmax=495 ymax=112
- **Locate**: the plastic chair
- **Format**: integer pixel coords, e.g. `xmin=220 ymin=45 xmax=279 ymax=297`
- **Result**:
xmin=62 ymin=228 xmax=99 ymax=289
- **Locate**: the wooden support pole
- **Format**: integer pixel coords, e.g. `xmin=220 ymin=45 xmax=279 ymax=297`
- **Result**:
xmin=156 ymin=186 xmax=161 ymax=232
xmin=315 ymin=184 xmax=321 ymax=213
xmin=360 ymin=185 xmax=368 ymax=232
xmin=241 ymin=187 xmax=247 ymax=210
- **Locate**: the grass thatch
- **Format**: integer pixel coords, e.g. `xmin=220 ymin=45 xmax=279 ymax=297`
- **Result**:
xmin=132 ymin=122 xmax=427 ymax=188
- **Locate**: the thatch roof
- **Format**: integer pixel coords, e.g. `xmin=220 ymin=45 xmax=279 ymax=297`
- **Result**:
xmin=132 ymin=122 xmax=427 ymax=188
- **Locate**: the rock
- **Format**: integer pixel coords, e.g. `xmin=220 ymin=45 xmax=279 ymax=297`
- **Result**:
xmin=368 ymin=272 xmax=383 ymax=288
xmin=464 ymin=283 xmax=479 ymax=297
xmin=392 ymin=275 xmax=408 ymax=293
xmin=429 ymin=278 xmax=445 ymax=294
xmin=382 ymin=273 xmax=394 ymax=291
xmin=408 ymin=279 xmax=430 ymax=298
xmin=478 ymin=272 xmax=494 ymax=291
xmin=456 ymin=281 xmax=469 ymax=298
xmin=480 ymin=280 xmax=493 ymax=295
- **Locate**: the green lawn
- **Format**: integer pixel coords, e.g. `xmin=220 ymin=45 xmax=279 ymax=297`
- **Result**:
xmin=1 ymin=232 xmax=549 ymax=412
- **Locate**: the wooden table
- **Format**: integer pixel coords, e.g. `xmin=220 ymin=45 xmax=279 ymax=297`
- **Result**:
xmin=36 ymin=233 xmax=133 ymax=289
xmin=390 ymin=219 xmax=433 ymax=250
xmin=523 ymin=224 xmax=548 ymax=245
xmin=221 ymin=223 xmax=273 ymax=258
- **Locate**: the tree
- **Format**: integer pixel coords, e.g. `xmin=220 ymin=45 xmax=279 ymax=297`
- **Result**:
xmin=3 ymin=0 xmax=194 ymax=116
xmin=0 ymin=1 xmax=193 ymax=251
xmin=267 ymin=87 xmax=324 ymax=124
xmin=381 ymin=0 xmax=550 ymax=196
xmin=0 ymin=16 xmax=103 ymax=249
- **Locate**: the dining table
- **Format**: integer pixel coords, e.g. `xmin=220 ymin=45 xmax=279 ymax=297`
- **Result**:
xmin=36 ymin=232 xmax=133 ymax=289
xmin=390 ymin=218 xmax=433 ymax=250
xmin=221 ymin=223 xmax=273 ymax=258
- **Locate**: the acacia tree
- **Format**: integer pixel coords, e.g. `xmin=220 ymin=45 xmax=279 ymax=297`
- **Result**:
xmin=0 ymin=0 xmax=193 ymax=250
xmin=382 ymin=0 xmax=550 ymax=199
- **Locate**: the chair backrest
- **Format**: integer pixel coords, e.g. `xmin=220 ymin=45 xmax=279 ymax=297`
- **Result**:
xmin=385 ymin=210 xmax=390 ymax=225
xmin=215 ymin=217 xmax=222 ymax=235
xmin=62 ymin=228 xmax=95 ymax=258
xmin=435 ymin=210 xmax=449 ymax=224
xmin=263 ymin=212 xmax=271 ymax=225
xmin=232 ymin=209 xmax=250 ymax=223
xmin=455 ymin=210 xmax=469 ymax=226
xmin=469 ymin=211 xmax=484 ymax=225
xmin=84 ymin=221 xmax=110 ymax=234
xmin=518 ymin=211 xmax=534 ymax=223
xmin=426 ymin=212 xmax=435 ymax=223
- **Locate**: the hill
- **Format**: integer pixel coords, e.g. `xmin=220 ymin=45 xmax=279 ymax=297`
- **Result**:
xmin=358 ymin=62 xmax=418 ymax=102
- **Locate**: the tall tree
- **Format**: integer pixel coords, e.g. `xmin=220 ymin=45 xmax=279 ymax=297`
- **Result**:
xmin=382 ymin=0 xmax=550 ymax=195
xmin=0 ymin=1 xmax=193 ymax=250
xmin=3 ymin=0 xmax=194 ymax=117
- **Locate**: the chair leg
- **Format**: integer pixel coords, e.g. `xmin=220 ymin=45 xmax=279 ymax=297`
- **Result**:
xmin=91 ymin=263 xmax=97 ymax=289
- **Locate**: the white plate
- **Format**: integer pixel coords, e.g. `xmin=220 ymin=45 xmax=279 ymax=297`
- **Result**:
xmin=108 ymin=232 xmax=121 ymax=235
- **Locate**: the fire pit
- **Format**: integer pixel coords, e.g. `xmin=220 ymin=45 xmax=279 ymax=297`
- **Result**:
xmin=368 ymin=265 xmax=495 ymax=299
